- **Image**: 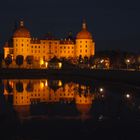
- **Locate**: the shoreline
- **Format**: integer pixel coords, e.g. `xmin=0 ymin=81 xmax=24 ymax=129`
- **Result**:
xmin=0 ymin=68 xmax=140 ymax=86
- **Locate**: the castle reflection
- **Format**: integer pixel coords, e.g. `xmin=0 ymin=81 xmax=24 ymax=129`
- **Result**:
xmin=3 ymin=79 xmax=101 ymax=119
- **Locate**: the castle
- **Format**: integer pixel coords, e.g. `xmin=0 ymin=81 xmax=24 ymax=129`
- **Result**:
xmin=3 ymin=20 xmax=95 ymax=68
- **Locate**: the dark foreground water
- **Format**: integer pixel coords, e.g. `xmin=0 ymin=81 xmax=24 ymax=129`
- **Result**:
xmin=0 ymin=78 xmax=140 ymax=140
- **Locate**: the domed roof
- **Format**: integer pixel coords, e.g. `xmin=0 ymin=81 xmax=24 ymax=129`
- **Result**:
xmin=76 ymin=20 xmax=92 ymax=39
xmin=13 ymin=21 xmax=31 ymax=38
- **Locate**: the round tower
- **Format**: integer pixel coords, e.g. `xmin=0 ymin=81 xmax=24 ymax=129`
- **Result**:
xmin=13 ymin=20 xmax=31 ymax=60
xmin=76 ymin=20 xmax=95 ymax=58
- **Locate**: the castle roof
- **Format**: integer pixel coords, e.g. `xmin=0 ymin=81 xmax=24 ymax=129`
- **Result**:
xmin=76 ymin=20 xmax=92 ymax=39
xmin=13 ymin=21 xmax=31 ymax=38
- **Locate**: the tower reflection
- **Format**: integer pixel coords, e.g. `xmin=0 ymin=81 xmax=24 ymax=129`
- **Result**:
xmin=3 ymin=79 xmax=96 ymax=120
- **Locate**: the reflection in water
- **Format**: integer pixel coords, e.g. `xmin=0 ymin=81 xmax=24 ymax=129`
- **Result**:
xmin=3 ymin=79 xmax=97 ymax=120
xmin=1 ymin=79 xmax=140 ymax=139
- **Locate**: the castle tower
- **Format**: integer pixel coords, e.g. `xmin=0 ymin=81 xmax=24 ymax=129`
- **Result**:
xmin=13 ymin=20 xmax=31 ymax=60
xmin=76 ymin=20 xmax=95 ymax=58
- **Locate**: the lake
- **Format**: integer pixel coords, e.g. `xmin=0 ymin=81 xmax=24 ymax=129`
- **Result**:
xmin=0 ymin=78 xmax=140 ymax=140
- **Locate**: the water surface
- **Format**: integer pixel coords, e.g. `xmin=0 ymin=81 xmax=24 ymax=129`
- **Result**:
xmin=0 ymin=78 xmax=140 ymax=140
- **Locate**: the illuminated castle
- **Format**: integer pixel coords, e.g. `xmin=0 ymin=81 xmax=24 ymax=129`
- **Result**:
xmin=4 ymin=20 xmax=95 ymax=68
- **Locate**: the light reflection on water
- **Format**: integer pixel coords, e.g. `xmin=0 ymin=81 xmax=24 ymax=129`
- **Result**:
xmin=0 ymin=79 xmax=140 ymax=139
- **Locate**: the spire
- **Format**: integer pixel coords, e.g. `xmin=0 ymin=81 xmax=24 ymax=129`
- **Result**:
xmin=82 ymin=19 xmax=87 ymax=30
xmin=20 ymin=20 xmax=24 ymax=27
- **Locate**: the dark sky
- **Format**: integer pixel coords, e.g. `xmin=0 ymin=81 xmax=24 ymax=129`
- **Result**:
xmin=0 ymin=0 xmax=140 ymax=52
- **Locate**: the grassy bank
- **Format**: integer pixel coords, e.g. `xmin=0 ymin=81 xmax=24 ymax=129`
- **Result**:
xmin=0 ymin=68 xmax=140 ymax=86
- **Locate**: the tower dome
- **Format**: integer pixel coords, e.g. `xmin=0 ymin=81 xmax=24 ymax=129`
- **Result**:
xmin=13 ymin=21 xmax=31 ymax=38
xmin=76 ymin=20 xmax=92 ymax=39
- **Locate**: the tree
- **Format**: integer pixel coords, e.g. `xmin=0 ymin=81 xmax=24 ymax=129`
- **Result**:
xmin=16 ymin=81 xmax=23 ymax=92
xmin=16 ymin=55 xmax=24 ymax=68
xmin=26 ymin=55 xmax=33 ymax=68
xmin=4 ymin=54 xmax=12 ymax=68
xmin=78 ymin=55 xmax=83 ymax=64
xmin=26 ymin=81 xmax=34 ymax=92
xmin=5 ymin=80 xmax=13 ymax=93
xmin=89 ymin=55 xmax=94 ymax=65
xmin=84 ymin=56 xmax=89 ymax=64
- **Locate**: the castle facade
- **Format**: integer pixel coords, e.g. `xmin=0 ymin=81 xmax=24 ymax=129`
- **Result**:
xmin=3 ymin=20 xmax=95 ymax=68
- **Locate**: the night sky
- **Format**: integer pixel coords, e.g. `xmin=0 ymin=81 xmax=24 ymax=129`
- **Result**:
xmin=0 ymin=0 xmax=140 ymax=52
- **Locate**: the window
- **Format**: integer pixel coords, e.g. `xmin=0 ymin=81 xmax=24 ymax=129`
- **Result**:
xmin=21 ymin=44 xmax=23 ymax=46
xmin=85 ymin=50 xmax=87 ymax=52
xmin=38 ymin=46 xmax=40 ymax=48
xmin=31 ymin=46 xmax=33 ymax=48
xmin=80 ymin=45 xmax=82 ymax=48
